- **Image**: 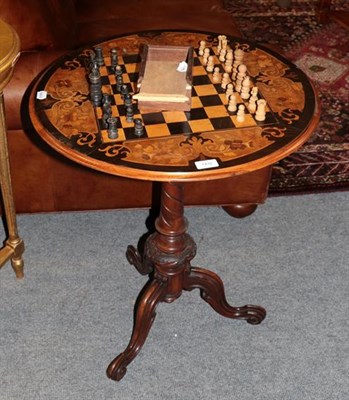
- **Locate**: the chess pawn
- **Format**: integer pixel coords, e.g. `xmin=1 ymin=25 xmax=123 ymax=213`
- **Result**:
xmin=236 ymin=104 xmax=246 ymax=122
xmin=219 ymin=48 xmax=227 ymax=62
xmin=203 ymin=48 xmax=210 ymax=65
xmin=212 ymin=67 xmax=222 ymax=83
xmin=227 ymin=93 xmax=237 ymax=112
xmin=255 ymin=99 xmax=267 ymax=121
xmin=107 ymin=117 xmax=118 ymax=139
xmin=199 ymin=40 xmax=206 ymax=56
xmin=240 ymin=76 xmax=251 ymax=100
xmin=206 ymin=56 xmax=215 ymax=72
xmin=221 ymin=72 xmax=230 ymax=89
xmin=225 ymin=83 xmax=234 ymax=100
xmin=235 ymin=64 xmax=247 ymax=93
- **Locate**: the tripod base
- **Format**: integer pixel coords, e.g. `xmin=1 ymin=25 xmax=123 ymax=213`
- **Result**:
xmin=107 ymin=182 xmax=266 ymax=381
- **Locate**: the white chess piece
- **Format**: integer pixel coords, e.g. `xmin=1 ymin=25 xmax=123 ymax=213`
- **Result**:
xmin=225 ymin=83 xmax=234 ymax=99
xmin=240 ymin=76 xmax=251 ymax=100
xmin=206 ymin=56 xmax=214 ymax=72
xmin=212 ymin=67 xmax=221 ymax=83
xmin=221 ymin=72 xmax=230 ymax=89
xmin=224 ymin=49 xmax=233 ymax=73
xmin=232 ymin=48 xmax=244 ymax=81
xmin=199 ymin=40 xmax=206 ymax=56
xmin=248 ymin=97 xmax=257 ymax=114
xmin=255 ymin=99 xmax=267 ymax=121
xmin=227 ymin=93 xmax=237 ymax=112
xmin=235 ymin=64 xmax=247 ymax=93
xmin=203 ymin=48 xmax=210 ymax=65
xmin=237 ymin=104 xmax=246 ymax=122
xmin=219 ymin=48 xmax=227 ymax=62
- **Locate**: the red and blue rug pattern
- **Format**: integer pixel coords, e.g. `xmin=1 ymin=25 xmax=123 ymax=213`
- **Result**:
xmin=225 ymin=0 xmax=349 ymax=194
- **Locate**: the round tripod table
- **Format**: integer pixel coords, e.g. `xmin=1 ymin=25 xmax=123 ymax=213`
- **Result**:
xmin=29 ymin=30 xmax=320 ymax=380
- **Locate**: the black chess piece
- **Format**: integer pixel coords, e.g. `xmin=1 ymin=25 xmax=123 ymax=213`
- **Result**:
xmin=116 ymin=75 xmax=124 ymax=92
xmin=107 ymin=117 xmax=119 ymax=139
xmin=120 ymin=84 xmax=129 ymax=98
xmin=94 ymin=47 xmax=105 ymax=66
xmin=89 ymin=71 xmax=102 ymax=106
xmin=115 ymin=65 xmax=123 ymax=78
xmin=110 ymin=48 xmax=118 ymax=71
xmin=134 ymin=118 xmax=144 ymax=137
xmin=124 ymin=93 xmax=132 ymax=107
xmin=126 ymin=106 xmax=134 ymax=123
xmin=102 ymin=101 xmax=113 ymax=128
xmin=102 ymin=93 xmax=112 ymax=106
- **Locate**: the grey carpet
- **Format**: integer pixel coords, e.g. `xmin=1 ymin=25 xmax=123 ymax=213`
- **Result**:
xmin=1 ymin=192 xmax=348 ymax=400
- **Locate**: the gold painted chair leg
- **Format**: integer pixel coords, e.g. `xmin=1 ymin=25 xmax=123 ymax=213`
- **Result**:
xmin=8 ymin=238 xmax=25 ymax=279
xmin=0 ymin=93 xmax=25 ymax=278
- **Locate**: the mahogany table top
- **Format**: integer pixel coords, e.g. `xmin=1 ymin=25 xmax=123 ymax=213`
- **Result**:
xmin=29 ymin=30 xmax=320 ymax=182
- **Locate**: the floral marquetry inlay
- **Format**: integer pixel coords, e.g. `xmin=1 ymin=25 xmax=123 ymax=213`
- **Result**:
xmin=31 ymin=30 xmax=319 ymax=181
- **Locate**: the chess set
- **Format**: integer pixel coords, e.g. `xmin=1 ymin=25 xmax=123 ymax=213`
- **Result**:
xmin=86 ymin=35 xmax=277 ymax=144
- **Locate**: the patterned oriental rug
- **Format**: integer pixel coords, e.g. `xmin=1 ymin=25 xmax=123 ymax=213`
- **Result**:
xmin=224 ymin=0 xmax=349 ymax=195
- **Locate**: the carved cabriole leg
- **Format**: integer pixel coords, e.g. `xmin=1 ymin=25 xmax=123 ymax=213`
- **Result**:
xmin=183 ymin=267 xmax=266 ymax=325
xmin=107 ymin=182 xmax=196 ymax=381
xmin=106 ymin=278 xmax=167 ymax=381
xmin=0 ymin=93 xmax=24 ymax=278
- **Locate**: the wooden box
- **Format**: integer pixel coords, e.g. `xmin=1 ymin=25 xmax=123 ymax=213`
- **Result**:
xmin=134 ymin=44 xmax=194 ymax=112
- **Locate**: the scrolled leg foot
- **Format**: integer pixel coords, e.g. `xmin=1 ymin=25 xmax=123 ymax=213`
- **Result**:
xmin=107 ymin=278 xmax=166 ymax=381
xmin=184 ymin=267 xmax=266 ymax=324
xmin=126 ymin=245 xmax=153 ymax=275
